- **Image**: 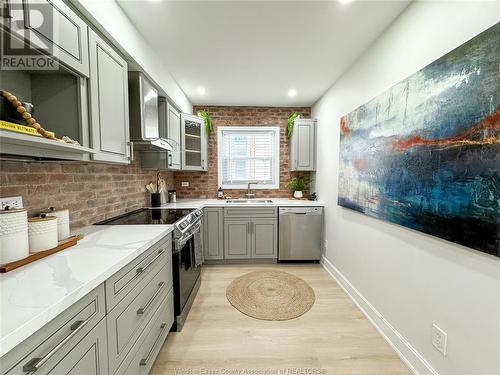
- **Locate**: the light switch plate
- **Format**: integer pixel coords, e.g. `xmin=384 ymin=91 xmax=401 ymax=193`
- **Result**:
xmin=0 ymin=196 xmax=23 ymax=209
xmin=432 ymin=323 xmax=448 ymax=356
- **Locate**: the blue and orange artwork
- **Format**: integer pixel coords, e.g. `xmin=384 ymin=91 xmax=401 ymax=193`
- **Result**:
xmin=338 ymin=22 xmax=499 ymax=257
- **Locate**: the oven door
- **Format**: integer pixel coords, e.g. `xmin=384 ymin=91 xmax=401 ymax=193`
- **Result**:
xmin=173 ymin=223 xmax=202 ymax=314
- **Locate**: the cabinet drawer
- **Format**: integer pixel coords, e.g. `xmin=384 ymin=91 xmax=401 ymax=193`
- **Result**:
xmin=2 ymin=285 xmax=105 ymax=374
xmin=106 ymin=263 xmax=172 ymax=374
xmin=118 ymin=288 xmax=174 ymax=375
xmin=105 ymin=235 xmax=172 ymax=312
xmin=224 ymin=207 xmax=277 ymax=218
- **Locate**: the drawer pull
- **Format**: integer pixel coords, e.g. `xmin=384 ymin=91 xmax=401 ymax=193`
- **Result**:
xmin=139 ymin=323 xmax=168 ymax=367
xmin=22 ymin=319 xmax=90 ymax=373
xmin=137 ymin=282 xmax=165 ymax=315
xmin=136 ymin=249 xmax=165 ymax=275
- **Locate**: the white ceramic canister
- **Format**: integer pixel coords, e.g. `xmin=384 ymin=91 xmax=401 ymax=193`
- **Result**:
xmin=0 ymin=208 xmax=29 ymax=264
xmin=41 ymin=207 xmax=70 ymax=241
xmin=28 ymin=215 xmax=58 ymax=253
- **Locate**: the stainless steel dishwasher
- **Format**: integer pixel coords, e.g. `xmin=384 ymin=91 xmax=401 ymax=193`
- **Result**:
xmin=279 ymin=207 xmax=323 ymax=261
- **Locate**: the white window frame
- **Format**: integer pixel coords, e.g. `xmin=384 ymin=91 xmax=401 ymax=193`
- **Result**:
xmin=217 ymin=126 xmax=280 ymax=189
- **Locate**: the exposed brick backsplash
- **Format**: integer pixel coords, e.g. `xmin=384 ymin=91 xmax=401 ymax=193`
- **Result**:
xmin=0 ymin=154 xmax=174 ymax=229
xmin=174 ymin=106 xmax=312 ymax=198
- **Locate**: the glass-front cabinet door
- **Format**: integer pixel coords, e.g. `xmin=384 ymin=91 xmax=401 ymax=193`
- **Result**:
xmin=180 ymin=113 xmax=208 ymax=171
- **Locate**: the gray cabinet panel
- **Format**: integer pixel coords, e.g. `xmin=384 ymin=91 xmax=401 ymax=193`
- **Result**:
xmin=290 ymin=119 xmax=316 ymax=171
xmin=106 ymin=264 xmax=170 ymax=374
xmin=203 ymin=208 xmax=224 ymax=260
xmin=105 ymin=236 xmax=171 ymax=312
xmin=8 ymin=0 xmax=90 ymax=76
xmin=224 ymin=220 xmax=251 ymax=259
xmin=2 ymin=286 xmax=106 ymax=374
xmin=167 ymin=102 xmax=181 ymax=170
xmin=252 ymin=219 xmax=277 ymax=258
xmin=223 ymin=207 xmax=277 ymax=218
xmin=88 ymin=29 xmax=130 ymax=164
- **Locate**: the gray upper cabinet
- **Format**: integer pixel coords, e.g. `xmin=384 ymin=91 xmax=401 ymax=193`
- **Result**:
xmin=203 ymin=208 xmax=224 ymax=260
xmin=8 ymin=0 xmax=90 ymax=77
xmin=180 ymin=113 xmax=208 ymax=171
xmin=290 ymin=119 xmax=317 ymax=171
xmin=167 ymin=102 xmax=182 ymax=169
xmin=88 ymin=28 xmax=130 ymax=164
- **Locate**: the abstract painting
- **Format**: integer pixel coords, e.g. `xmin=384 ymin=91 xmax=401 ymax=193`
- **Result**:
xmin=338 ymin=23 xmax=499 ymax=257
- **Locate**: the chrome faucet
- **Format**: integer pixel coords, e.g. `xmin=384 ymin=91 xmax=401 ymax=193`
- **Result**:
xmin=246 ymin=182 xmax=258 ymax=199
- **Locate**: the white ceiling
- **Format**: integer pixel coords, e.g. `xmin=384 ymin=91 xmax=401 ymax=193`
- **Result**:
xmin=118 ymin=0 xmax=411 ymax=106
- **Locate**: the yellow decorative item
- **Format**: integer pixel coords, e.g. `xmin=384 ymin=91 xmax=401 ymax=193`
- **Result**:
xmin=0 ymin=120 xmax=55 ymax=138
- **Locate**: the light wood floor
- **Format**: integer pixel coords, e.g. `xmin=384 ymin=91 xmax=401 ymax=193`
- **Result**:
xmin=151 ymin=264 xmax=410 ymax=375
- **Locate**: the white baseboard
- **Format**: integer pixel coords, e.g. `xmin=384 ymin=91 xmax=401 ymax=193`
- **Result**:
xmin=321 ymin=256 xmax=438 ymax=375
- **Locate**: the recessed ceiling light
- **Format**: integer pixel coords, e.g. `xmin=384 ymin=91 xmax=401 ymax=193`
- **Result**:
xmin=288 ymin=89 xmax=297 ymax=97
xmin=339 ymin=0 xmax=353 ymax=4
xmin=197 ymin=87 xmax=206 ymax=95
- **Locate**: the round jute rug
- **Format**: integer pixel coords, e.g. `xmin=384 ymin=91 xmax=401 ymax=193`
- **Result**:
xmin=226 ymin=270 xmax=315 ymax=321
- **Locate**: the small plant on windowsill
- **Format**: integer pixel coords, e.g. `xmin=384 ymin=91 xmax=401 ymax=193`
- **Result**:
xmin=286 ymin=175 xmax=308 ymax=199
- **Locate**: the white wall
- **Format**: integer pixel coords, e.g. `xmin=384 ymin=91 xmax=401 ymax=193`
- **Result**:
xmin=72 ymin=0 xmax=192 ymax=114
xmin=312 ymin=2 xmax=500 ymax=374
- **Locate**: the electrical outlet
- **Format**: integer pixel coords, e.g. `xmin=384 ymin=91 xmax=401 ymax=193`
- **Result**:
xmin=0 ymin=196 xmax=23 ymax=210
xmin=181 ymin=181 xmax=189 ymax=187
xmin=324 ymin=239 xmax=328 ymax=250
xmin=432 ymin=323 xmax=448 ymax=356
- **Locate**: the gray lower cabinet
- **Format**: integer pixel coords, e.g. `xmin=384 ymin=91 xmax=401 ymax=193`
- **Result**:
xmin=224 ymin=220 xmax=252 ymax=259
xmin=203 ymin=208 xmax=224 ymax=260
xmin=1 ymin=234 xmax=174 ymax=375
xmin=224 ymin=216 xmax=278 ymax=260
xmin=88 ymin=28 xmax=130 ymax=164
xmin=252 ymin=219 xmax=278 ymax=258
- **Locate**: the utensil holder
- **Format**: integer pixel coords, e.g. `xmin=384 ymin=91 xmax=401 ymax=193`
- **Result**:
xmin=151 ymin=193 xmax=161 ymax=207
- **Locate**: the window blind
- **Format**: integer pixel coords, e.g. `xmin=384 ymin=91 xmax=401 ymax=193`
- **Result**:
xmin=218 ymin=127 xmax=279 ymax=188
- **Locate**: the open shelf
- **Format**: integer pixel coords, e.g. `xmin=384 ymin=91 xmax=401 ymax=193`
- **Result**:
xmin=0 ymin=130 xmax=95 ymax=160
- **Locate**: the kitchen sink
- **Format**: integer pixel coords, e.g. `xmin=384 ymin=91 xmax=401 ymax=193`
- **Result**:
xmin=225 ymin=199 xmax=273 ymax=203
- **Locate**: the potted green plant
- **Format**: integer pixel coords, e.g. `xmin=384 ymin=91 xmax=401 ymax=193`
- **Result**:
xmin=197 ymin=110 xmax=212 ymax=134
xmin=287 ymin=111 xmax=300 ymax=138
xmin=286 ymin=175 xmax=308 ymax=198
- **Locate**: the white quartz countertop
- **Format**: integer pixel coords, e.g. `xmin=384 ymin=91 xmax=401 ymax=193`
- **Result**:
xmin=0 ymin=224 xmax=174 ymax=357
xmin=159 ymin=198 xmax=325 ymax=209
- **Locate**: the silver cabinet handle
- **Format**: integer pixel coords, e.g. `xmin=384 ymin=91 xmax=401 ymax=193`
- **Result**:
xmin=139 ymin=323 xmax=168 ymax=366
xmin=23 ymin=319 xmax=90 ymax=373
xmin=137 ymin=282 xmax=164 ymax=315
xmin=136 ymin=249 xmax=165 ymax=275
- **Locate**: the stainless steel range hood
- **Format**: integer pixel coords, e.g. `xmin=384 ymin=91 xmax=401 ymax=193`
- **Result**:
xmin=128 ymin=71 xmax=173 ymax=151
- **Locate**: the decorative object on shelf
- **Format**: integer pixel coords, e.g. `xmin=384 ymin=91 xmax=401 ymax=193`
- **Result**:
xmin=226 ymin=270 xmax=315 ymax=321
xmin=0 ymin=207 xmax=29 ymax=264
xmin=168 ymin=190 xmax=177 ymax=203
xmin=0 ymin=90 xmax=80 ymax=145
xmin=286 ymin=175 xmax=308 ymax=199
xmin=40 ymin=207 xmax=70 ymax=241
xmin=308 ymin=192 xmax=318 ymax=201
xmin=287 ymin=111 xmax=300 ymax=138
xmin=0 ymin=235 xmax=83 ymax=273
xmin=197 ymin=110 xmax=212 ymax=134
xmin=0 ymin=94 xmax=34 ymax=125
xmin=338 ymin=22 xmax=500 ymax=257
xmin=28 ymin=214 xmax=58 ymax=253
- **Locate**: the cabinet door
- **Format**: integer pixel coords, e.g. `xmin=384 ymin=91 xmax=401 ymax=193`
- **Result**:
xmin=290 ymin=119 xmax=316 ymax=171
xmin=224 ymin=220 xmax=251 ymax=259
xmin=88 ymin=29 xmax=130 ymax=164
xmin=6 ymin=319 xmax=108 ymax=375
xmin=180 ymin=113 xmax=207 ymax=171
xmin=251 ymin=219 xmax=278 ymax=258
xmin=167 ymin=102 xmax=181 ymax=169
xmin=8 ymin=0 xmax=90 ymax=76
xmin=203 ymin=208 xmax=223 ymax=260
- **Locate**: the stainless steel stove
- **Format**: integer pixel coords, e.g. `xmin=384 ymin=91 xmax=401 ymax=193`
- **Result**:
xmin=94 ymin=207 xmax=204 ymax=332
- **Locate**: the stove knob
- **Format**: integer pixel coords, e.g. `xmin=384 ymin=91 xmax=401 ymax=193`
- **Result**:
xmin=179 ymin=222 xmax=187 ymax=229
